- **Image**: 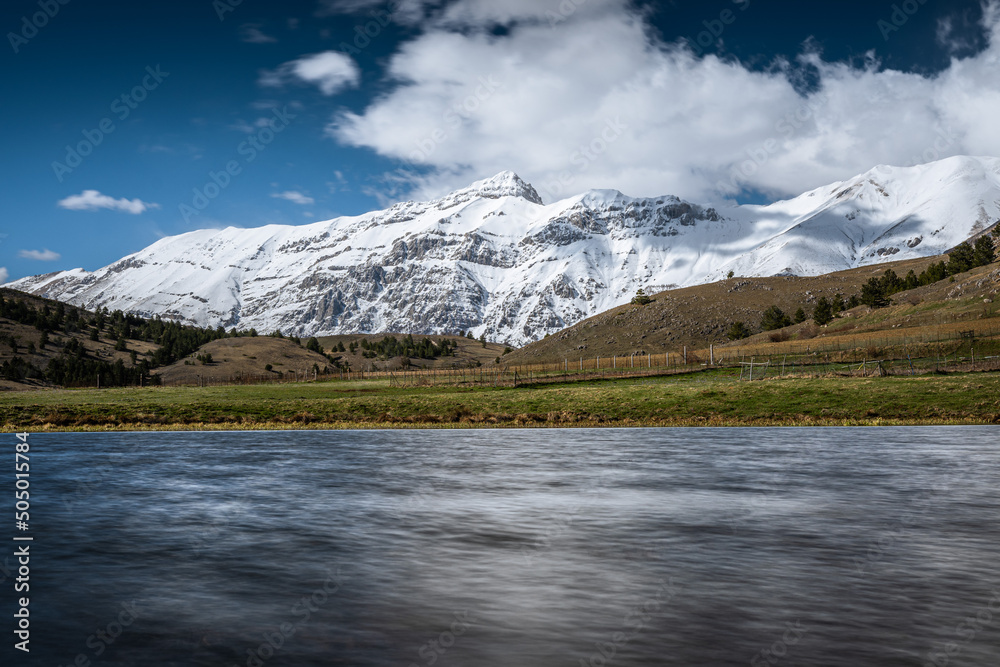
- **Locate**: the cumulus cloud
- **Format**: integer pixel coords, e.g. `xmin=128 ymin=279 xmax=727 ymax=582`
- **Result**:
xmin=271 ymin=190 xmax=316 ymax=205
xmin=57 ymin=190 xmax=159 ymax=214
xmin=260 ymin=51 xmax=360 ymax=95
xmin=18 ymin=249 xmax=61 ymax=261
xmin=326 ymin=0 xmax=1000 ymax=205
xmin=0 ymin=267 xmax=8 ymax=284
xmin=240 ymin=23 xmax=278 ymax=44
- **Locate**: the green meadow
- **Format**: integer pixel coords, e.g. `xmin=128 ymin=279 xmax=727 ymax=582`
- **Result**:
xmin=4 ymin=369 xmax=999 ymax=431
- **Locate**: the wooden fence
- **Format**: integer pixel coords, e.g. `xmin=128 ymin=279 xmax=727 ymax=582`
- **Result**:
xmin=145 ymin=318 xmax=1000 ymax=388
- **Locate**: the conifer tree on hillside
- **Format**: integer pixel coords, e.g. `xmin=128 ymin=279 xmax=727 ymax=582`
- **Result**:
xmin=630 ymin=288 xmax=652 ymax=305
xmin=813 ymin=297 xmax=834 ymax=325
xmin=973 ymin=235 xmax=996 ymax=267
xmin=727 ymin=321 xmax=750 ymax=340
xmin=760 ymin=306 xmax=791 ymax=331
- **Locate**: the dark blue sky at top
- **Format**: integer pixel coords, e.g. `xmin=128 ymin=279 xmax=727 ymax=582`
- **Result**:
xmin=0 ymin=0 xmax=991 ymax=280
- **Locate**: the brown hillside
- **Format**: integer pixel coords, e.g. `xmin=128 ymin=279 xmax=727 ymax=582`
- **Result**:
xmin=156 ymin=337 xmax=331 ymax=385
xmin=507 ymin=255 xmax=1000 ymax=365
xmin=0 ymin=288 xmax=157 ymax=391
xmin=316 ymin=334 xmax=508 ymax=370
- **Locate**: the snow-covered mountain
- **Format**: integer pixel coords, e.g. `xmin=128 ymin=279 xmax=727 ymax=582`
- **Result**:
xmin=10 ymin=157 xmax=1000 ymax=346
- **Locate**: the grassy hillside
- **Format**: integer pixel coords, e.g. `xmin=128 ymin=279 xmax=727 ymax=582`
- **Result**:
xmin=0 ymin=289 xmax=160 ymax=390
xmin=316 ymin=333 xmax=508 ymax=370
xmin=156 ymin=337 xmax=332 ymax=385
xmin=0 ymin=288 xmax=511 ymax=389
xmin=507 ymin=253 xmax=1000 ymax=366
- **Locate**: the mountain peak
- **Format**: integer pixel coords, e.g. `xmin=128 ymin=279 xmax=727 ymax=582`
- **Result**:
xmin=447 ymin=171 xmax=544 ymax=206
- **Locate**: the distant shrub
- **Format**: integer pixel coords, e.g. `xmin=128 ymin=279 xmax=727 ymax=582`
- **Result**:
xmin=630 ymin=288 xmax=652 ymax=305
xmin=727 ymin=321 xmax=750 ymax=340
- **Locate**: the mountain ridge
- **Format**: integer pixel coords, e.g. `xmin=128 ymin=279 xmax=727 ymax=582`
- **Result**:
xmin=9 ymin=156 xmax=1000 ymax=346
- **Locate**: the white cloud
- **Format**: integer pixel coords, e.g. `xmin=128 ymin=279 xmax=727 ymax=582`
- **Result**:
xmin=57 ymin=190 xmax=159 ymax=214
xmin=316 ymin=0 xmax=430 ymax=24
xmin=240 ymin=23 xmax=277 ymax=43
xmin=271 ymin=190 xmax=315 ymax=205
xmin=228 ymin=119 xmax=256 ymax=133
xmin=260 ymin=51 xmax=360 ymax=95
xmin=327 ymin=0 xmax=1000 ymax=205
xmin=0 ymin=267 xmax=8 ymax=284
xmin=18 ymin=249 xmax=61 ymax=261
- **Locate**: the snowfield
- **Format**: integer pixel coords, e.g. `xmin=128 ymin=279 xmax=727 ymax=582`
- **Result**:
xmin=10 ymin=156 xmax=1000 ymax=346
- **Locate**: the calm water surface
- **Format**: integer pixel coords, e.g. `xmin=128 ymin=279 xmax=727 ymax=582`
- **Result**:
xmin=5 ymin=427 xmax=1000 ymax=666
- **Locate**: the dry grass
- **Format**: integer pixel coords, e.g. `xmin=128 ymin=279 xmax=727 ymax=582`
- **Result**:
xmin=156 ymin=336 xmax=332 ymax=385
xmin=316 ymin=333 xmax=509 ymax=370
xmin=507 ymin=257 xmax=1000 ymax=365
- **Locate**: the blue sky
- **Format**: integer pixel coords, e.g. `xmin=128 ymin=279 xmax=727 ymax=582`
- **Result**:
xmin=1 ymin=0 xmax=997 ymax=282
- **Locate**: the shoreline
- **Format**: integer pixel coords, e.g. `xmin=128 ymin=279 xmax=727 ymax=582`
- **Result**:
xmin=4 ymin=372 xmax=999 ymax=433
xmin=7 ymin=416 xmax=998 ymax=433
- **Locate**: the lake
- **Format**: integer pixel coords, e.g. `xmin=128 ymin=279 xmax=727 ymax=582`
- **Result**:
xmin=6 ymin=427 xmax=1000 ymax=666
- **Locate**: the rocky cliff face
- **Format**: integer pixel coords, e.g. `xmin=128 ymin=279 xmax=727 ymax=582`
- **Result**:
xmin=10 ymin=158 xmax=1000 ymax=346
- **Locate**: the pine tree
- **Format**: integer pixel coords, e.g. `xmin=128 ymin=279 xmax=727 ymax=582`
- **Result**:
xmin=727 ymin=321 xmax=750 ymax=340
xmin=946 ymin=242 xmax=975 ymax=275
xmin=760 ymin=306 xmax=791 ymax=331
xmin=793 ymin=307 xmax=806 ymax=324
xmin=973 ymin=236 xmax=996 ymax=267
xmin=813 ymin=297 xmax=834 ymax=325
xmin=860 ymin=277 xmax=889 ymax=308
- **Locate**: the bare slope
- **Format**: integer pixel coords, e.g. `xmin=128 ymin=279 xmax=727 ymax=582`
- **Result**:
xmin=155 ymin=337 xmax=332 ymax=385
xmin=506 ymin=255 xmax=1000 ymax=365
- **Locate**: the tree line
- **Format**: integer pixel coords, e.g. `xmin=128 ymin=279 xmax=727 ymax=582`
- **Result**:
xmin=727 ymin=233 xmax=997 ymax=341
xmin=0 ymin=293 xmax=251 ymax=386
